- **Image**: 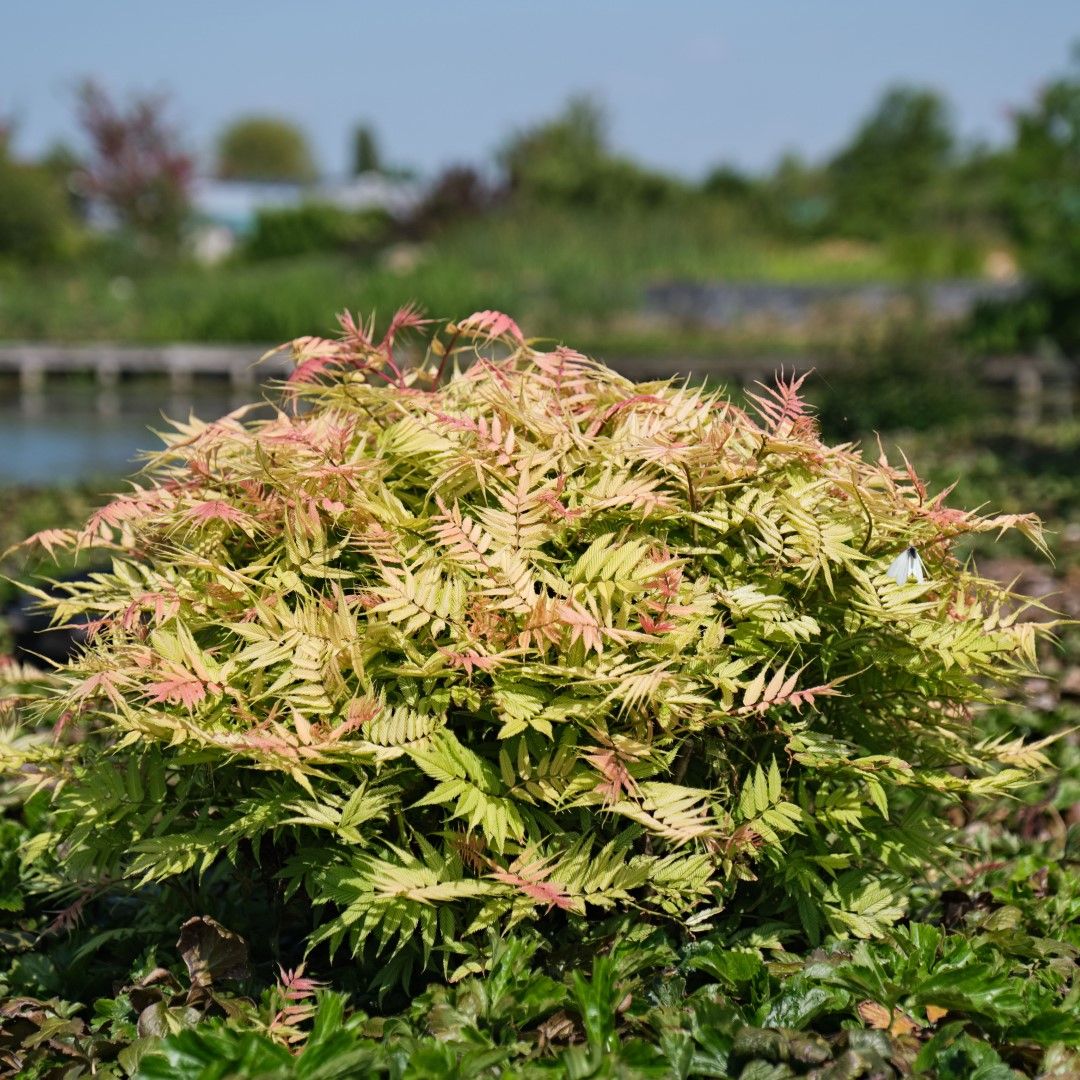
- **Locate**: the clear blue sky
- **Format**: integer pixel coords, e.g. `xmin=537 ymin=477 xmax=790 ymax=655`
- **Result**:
xmin=4 ymin=2 xmax=1077 ymax=178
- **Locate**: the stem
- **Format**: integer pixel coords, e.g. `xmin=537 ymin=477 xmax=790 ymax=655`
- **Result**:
xmin=852 ymin=474 xmax=874 ymax=554
xmin=433 ymin=330 xmax=461 ymax=388
xmin=383 ymin=348 xmax=405 ymax=388
xmin=682 ymin=464 xmax=700 ymax=545
xmin=673 ymin=741 xmax=693 ymax=785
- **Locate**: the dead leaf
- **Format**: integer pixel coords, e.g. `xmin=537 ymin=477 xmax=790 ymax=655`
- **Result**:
xmin=858 ymin=999 xmax=919 ymax=1036
xmin=536 ymin=1009 xmax=578 ymax=1050
xmin=176 ymin=916 xmax=250 ymax=990
xmin=126 ymin=967 xmax=182 ymax=1014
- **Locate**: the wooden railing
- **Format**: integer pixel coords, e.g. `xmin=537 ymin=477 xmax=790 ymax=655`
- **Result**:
xmin=0 ymin=344 xmax=1073 ymax=425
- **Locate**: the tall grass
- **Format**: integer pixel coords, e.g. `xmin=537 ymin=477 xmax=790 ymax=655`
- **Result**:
xmin=0 ymin=205 xmax=933 ymax=345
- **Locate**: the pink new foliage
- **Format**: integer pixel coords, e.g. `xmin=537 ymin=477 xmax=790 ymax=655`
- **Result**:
xmin=144 ymin=673 xmax=206 ymax=710
xmin=283 ymin=306 xmax=526 ymax=399
xmin=284 ymin=337 xmax=349 ymax=388
xmin=584 ymin=747 xmax=640 ymax=802
xmin=185 ymin=501 xmax=252 ymax=525
xmin=456 ymin=309 xmax=524 ymax=344
xmin=437 ymin=647 xmax=500 ymax=675
xmin=18 ymin=529 xmax=76 ymax=558
xmin=72 ymin=670 xmax=125 ymax=706
xmin=268 ymin=964 xmax=325 ymax=1046
xmin=285 ymin=305 xmax=431 ymax=391
xmin=379 ymin=302 xmax=433 ymax=348
xmin=489 ymin=862 xmax=574 ymax=911
xmin=746 ymin=370 xmax=816 ymax=437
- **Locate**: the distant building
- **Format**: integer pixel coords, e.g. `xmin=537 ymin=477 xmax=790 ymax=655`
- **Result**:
xmin=190 ymin=178 xmax=305 ymax=236
xmin=85 ymin=173 xmax=423 ymax=262
xmin=191 ymin=173 xmax=420 ymax=232
xmin=312 ymin=173 xmax=421 ymax=219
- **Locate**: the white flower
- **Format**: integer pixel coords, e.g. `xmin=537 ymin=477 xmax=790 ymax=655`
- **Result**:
xmin=887 ymin=545 xmax=925 ymax=586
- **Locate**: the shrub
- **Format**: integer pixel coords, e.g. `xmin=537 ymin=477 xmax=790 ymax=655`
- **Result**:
xmin=243 ymin=204 xmax=393 ymax=261
xmin=9 ymin=309 xmax=1050 ymax=983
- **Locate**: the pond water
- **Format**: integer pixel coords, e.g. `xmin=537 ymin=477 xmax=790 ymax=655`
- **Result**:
xmin=0 ymin=364 xmax=1037 ymax=488
xmin=0 ymin=378 xmax=266 ymax=487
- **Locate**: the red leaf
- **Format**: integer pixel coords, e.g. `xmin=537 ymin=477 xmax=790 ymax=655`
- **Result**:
xmin=17 ymin=528 xmax=76 ymax=557
xmin=584 ymin=747 xmax=640 ymax=801
xmin=746 ymin=369 xmax=816 ymax=436
xmin=287 ymin=356 xmax=337 ymax=385
xmin=145 ymin=673 xmax=206 ymax=709
xmin=122 ymin=590 xmax=181 ymax=627
xmin=73 ymin=670 xmax=125 ymax=706
xmin=276 ymin=963 xmax=324 ymax=1000
xmin=456 ymin=309 xmax=524 ymax=344
xmin=336 ymin=310 xmax=374 ymax=348
xmin=185 ymin=501 xmax=250 ymax=525
xmin=283 ymin=336 xmax=351 ymax=387
xmin=379 ymin=302 xmax=432 ymax=348
xmin=437 ymin=647 xmax=499 ymax=674
xmin=490 ymin=868 xmax=573 ymax=910
xmin=85 ymin=489 xmax=173 ymax=533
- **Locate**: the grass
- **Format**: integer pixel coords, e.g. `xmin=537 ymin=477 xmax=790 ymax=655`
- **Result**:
xmin=0 ymin=205 xmax=970 ymax=349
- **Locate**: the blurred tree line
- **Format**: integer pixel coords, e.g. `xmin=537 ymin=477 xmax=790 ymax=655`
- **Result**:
xmin=0 ymin=48 xmax=1078 ymax=353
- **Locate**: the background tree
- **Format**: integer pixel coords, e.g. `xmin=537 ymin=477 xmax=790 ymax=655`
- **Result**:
xmin=351 ymin=123 xmax=381 ymax=175
xmin=701 ymin=163 xmax=755 ymax=201
xmin=406 ymin=165 xmax=496 ymax=236
xmin=499 ymin=94 xmax=679 ymax=210
xmin=827 ymin=85 xmax=955 ymax=239
xmin=216 ymin=116 xmax=316 ymax=183
xmin=0 ymin=132 xmax=78 ymax=264
xmin=75 ymin=80 xmax=193 ymax=250
xmin=39 ymin=141 xmax=89 ymax=219
xmin=760 ymin=151 xmax=831 ymax=237
xmin=1000 ymin=47 xmax=1080 ymax=343
xmin=499 ymin=95 xmax=607 ymax=202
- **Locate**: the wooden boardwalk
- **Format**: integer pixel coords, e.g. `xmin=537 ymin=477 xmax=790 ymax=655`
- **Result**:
xmin=0 ymin=344 xmax=291 ymax=392
xmin=0 ymin=343 xmax=1072 ymax=425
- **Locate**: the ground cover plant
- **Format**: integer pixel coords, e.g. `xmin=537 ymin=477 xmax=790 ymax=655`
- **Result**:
xmin=1 ymin=310 xmax=1075 ymax=1078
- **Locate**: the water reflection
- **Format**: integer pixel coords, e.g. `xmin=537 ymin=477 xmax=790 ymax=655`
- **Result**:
xmin=0 ymin=377 xmax=275 ymax=486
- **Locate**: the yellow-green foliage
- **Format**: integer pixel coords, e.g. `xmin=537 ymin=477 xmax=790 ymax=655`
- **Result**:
xmin=6 ymin=309 xmax=1052 ymax=975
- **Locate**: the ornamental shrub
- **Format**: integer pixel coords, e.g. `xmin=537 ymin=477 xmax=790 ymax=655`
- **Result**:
xmin=9 ymin=309 xmax=1051 ymax=980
